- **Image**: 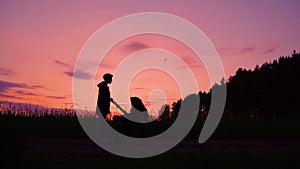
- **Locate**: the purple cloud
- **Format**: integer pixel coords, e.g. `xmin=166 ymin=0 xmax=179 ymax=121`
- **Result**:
xmin=0 ymin=80 xmax=28 ymax=93
xmin=64 ymin=70 xmax=92 ymax=80
xmin=0 ymin=68 xmax=15 ymax=76
xmin=0 ymin=80 xmax=45 ymax=97
xmin=0 ymin=93 xmax=24 ymax=99
xmin=31 ymin=85 xmax=45 ymax=89
xmin=15 ymin=90 xmax=37 ymax=96
xmin=124 ymin=41 xmax=148 ymax=50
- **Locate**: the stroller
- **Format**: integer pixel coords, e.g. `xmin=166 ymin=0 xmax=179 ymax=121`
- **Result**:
xmin=111 ymin=96 xmax=149 ymax=122
xmin=111 ymin=97 xmax=150 ymax=137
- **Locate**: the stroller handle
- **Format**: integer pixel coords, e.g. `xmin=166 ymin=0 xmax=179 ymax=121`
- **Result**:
xmin=111 ymin=100 xmax=128 ymax=115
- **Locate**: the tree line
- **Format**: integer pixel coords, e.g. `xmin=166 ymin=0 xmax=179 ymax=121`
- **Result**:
xmin=158 ymin=50 xmax=300 ymax=122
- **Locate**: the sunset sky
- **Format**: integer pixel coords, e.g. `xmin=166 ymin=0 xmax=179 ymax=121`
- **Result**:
xmin=1 ymin=0 xmax=300 ymax=113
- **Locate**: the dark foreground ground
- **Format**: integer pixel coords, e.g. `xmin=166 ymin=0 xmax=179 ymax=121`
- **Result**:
xmin=2 ymin=137 xmax=300 ymax=169
xmin=1 ymin=116 xmax=300 ymax=169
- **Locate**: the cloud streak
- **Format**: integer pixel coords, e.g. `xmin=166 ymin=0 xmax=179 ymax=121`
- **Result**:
xmin=241 ymin=47 xmax=256 ymax=53
xmin=176 ymin=57 xmax=203 ymax=70
xmin=64 ymin=70 xmax=92 ymax=80
xmin=0 ymin=93 xmax=24 ymax=99
xmin=55 ymin=59 xmax=93 ymax=80
xmin=124 ymin=41 xmax=148 ymax=50
xmin=133 ymin=87 xmax=146 ymax=90
xmin=0 ymin=80 xmax=45 ymax=99
xmin=31 ymin=85 xmax=45 ymax=89
xmin=263 ymin=48 xmax=275 ymax=54
xmin=0 ymin=68 xmax=15 ymax=76
xmin=46 ymin=96 xmax=67 ymax=99
xmin=54 ymin=59 xmax=71 ymax=67
xmin=15 ymin=90 xmax=37 ymax=96
xmin=263 ymin=45 xmax=279 ymax=54
xmin=0 ymin=80 xmax=28 ymax=93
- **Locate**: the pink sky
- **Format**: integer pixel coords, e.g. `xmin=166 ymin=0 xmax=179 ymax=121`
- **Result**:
xmin=1 ymin=0 xmax=300 ymax=112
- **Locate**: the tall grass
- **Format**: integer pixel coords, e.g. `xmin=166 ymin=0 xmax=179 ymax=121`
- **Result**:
xmin=1 ymin=102 xmax=299 ymax=139
xmin=0 ymin=102 xmax=94 ymax=118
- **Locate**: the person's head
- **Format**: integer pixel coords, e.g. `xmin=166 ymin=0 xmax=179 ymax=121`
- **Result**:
xmin=103 ymin=73 xmax=113 ymax=84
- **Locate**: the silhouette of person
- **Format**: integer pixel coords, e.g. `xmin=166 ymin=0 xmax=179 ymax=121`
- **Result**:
xmin=96 ymin=73 xmax=113 ymax=119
